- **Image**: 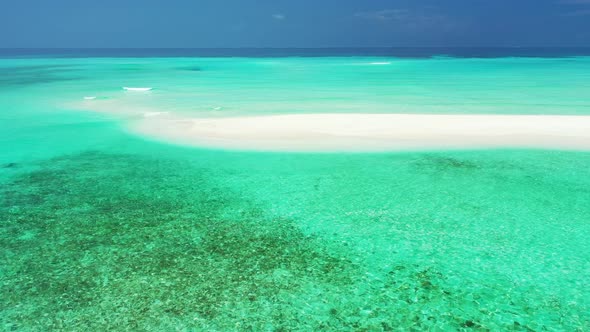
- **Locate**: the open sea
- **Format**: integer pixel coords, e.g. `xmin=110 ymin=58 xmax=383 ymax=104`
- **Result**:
xmin=1 ymin=48 xmax=589 ymax=331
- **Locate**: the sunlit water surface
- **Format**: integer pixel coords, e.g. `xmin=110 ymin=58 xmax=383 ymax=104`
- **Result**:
xmin=1 ymin=53 xmax=589 ymax=330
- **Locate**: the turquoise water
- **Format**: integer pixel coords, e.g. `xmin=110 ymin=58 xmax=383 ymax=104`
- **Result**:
xmin=1 ymin=55 xmax=589 ymax=330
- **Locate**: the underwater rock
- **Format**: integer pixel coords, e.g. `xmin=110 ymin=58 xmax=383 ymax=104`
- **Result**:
xmin=185 ymin=66 xmax=202 ymax=71
xmin=461 ymin=320 xmax=481 ymax=328
xmin=178 ymin=66 xmax=202 ymax=72
xmin=413 ymin=156 xmax=480 ymax=172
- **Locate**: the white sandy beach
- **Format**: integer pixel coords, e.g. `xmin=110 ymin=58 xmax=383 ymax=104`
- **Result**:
xmin=127 ymin=113 xmax=590 ymax=152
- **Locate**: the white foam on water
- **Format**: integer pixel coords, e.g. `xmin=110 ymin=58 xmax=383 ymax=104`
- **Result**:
xmin=143 ymin=111 xmax=169 ymax=118
xmin=123 ymin=87 xmax=153 ymax=92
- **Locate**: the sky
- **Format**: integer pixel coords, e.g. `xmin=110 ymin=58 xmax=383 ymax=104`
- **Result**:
xmin=1 ymin=0 xmax=589 ymax=48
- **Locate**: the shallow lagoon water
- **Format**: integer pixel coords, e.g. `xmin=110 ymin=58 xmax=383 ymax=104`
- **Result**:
xmin=1 ymin=54 xmax=589 ymax=330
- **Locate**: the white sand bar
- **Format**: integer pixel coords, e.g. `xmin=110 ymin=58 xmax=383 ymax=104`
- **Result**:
xmin=131 ymin=113 xmax=590 ymax=152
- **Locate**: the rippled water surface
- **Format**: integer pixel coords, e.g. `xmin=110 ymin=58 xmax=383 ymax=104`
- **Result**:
xmin=1 ymin=53 xmax=589 ymax=330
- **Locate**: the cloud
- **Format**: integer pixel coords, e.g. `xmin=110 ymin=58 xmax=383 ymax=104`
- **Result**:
xmin=272 ymin=14 xmax=286 ymax=20
xmin=560 ymin=0 xmax=590 ymax=3
xmin=354 ymin=9 xmax=411 ymax=21
xmin=354 ymin=7 xmax=453 ymax=30
xmin=559 ymin=0 xmax=590 ymax=16
xmin=562 ymin=9 xmax=590 ymax=15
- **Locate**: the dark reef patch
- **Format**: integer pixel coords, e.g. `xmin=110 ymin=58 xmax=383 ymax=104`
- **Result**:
xmin=412 ymin=155 xmax=480 ymax=172
xmin=0 ymin=65 xmax=82 ymax=88
xmin=178 ymin=66 xmax=202 ymax=72
xmin=0 ymin=151 xmax=358 ymax=330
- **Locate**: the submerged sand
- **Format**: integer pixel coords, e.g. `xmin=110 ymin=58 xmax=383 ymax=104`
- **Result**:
xmin=129 ymin=113 xmax=590 ymax=152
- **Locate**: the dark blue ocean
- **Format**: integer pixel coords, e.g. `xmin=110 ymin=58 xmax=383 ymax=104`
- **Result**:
xmin=2 ymin=47 xmax=590 ymax=58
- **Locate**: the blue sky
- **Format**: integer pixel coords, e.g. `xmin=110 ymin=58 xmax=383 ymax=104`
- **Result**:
xmin=1 ymin=0 xmax=589 ymax=48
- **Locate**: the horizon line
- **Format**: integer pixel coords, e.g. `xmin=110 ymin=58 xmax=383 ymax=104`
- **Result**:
xmin=2 ymin=46 xmax=590 ymax=50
